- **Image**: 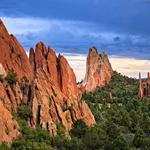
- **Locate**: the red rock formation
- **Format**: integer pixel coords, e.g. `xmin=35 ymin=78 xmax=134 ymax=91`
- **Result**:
xmin=0 ymin=63 xmax=6 ymax=77
xmin=0 ymin=19 xmax=96 ymax=144
xmin=147 ymin=72 xmax=150 ymax=83
xmin=80 ymin=47 xmax=113 ymax=93
xmin=138 ymin=72 xmax=150 ymax=97
xmin=0 ymin=19 xmax=32 ymax=80
xmin=0 ymin=20 xmax=34 ymax=144
xmin=29 ymin=42 xmax=95 ymax=134
xmin=0 ymin=102 xmax=20 ymax=144
xmin=138 ymin=72 xmax=143 ymax=97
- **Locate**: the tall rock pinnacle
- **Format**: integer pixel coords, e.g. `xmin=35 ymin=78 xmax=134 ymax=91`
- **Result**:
xmin=81 ymin=47 xmax=113 ymax=93
xmin=138 ymin=72 xmax=143 ymax=97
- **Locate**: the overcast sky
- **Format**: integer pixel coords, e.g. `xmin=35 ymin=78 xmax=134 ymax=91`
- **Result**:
xmin=1 ymin=0 xmax=150 ymax=59
xmin=1 ymin=0 xmax=150 ymax=80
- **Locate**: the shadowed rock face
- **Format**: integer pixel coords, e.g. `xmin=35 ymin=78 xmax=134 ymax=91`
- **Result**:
xmin=80 ymin=47 xmax=113 ymax=93
xmin=29 ymin=42 xmax=95 ymax=135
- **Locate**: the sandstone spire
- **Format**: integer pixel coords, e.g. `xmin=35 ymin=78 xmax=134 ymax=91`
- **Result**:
xmin=81 ymin=47 xmax=113 ymax=93
xmin=138 ymin=72 xmax=143 ymax=97
xmin=147 ymin=72 xmax=150 ymax=83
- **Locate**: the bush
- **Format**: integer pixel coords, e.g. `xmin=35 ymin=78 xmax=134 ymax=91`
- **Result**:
xmin=21 ymin=76 xmax=29 ymax=82
xmin=0 ymin=75 xmax=4 ymax=83
xmin=0 ymin=142 xmax=9 ymax=150
xmin=70 ymin=120 xmax=88 ymax=138
xmin=5 ymin=69 xmax=17 ymax=86
xmin=11 ymin=120 xmax=53 ymax=150
xmin=5 ymin=128 xmax=9 ymax=135
xmin=56 ymin=124 xmax=66 ymax=136
xmin=112 ymin=135 xmax=130 ymax=150
xmin=17 ymin=106 xmax=31 ymax=120
xmin=133 ymin=129 xmax=146 ymax=148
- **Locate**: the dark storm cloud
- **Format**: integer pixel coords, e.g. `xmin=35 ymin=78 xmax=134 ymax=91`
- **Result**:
xmin=1 ymin=0 xmax=150 ymax=59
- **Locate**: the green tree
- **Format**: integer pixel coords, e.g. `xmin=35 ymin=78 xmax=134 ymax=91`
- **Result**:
xmin=0 ymin=75 xmax=4 ymax=83
xmin=133 ymin=128 xmax=146 ymax=148
xmin=17 ymin=106 xmax=31 ymax=121
xmin=5 ymin=69 xmax=17 ymax=86
xmin=56 ymin=124 xmax=66 ymax=136
xmin=112 ymin=135 xmax=130 ymax=150
xmin=70 ymin=120 xmax=88 ymax=138
xmin=83 ymin=126 xmax=107 ymax=150
xmin=0 ymin=142 xmax=9 ymax=150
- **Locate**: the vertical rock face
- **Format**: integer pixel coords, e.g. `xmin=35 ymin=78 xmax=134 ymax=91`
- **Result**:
xmin=0 ymin=19 xmax=32 ymax=80
xmin=29 ymin=42 xmax=95 ymax=135
xmin=0 ymin=20 xmax=32 ymax=112
xmin=81 ymin=47 xmax=113 ymax=93
xmin=0 ymin=20 xmax=32 ymax=144
xmin=58 ymin=55 xmax=79 ymax=100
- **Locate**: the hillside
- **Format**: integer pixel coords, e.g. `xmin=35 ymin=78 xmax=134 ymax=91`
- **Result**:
xmin=1 ymin=71 xmax=150 ymax=149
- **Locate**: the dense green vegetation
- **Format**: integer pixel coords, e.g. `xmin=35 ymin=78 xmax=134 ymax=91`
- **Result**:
xmin=82 ymin=71 xmax=150 ymax=149
xmin=1 ymin=71 xmax=150 ymax=149
xmin=5 ymin=69 xmax=17 ymax=87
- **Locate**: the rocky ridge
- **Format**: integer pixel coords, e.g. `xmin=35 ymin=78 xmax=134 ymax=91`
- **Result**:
xmin=29 ymin=42 xmax=95 ymax=135
xmin=0 ymin=19 xmax=112 ymax=144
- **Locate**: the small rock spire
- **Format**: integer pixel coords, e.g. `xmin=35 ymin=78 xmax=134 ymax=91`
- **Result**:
xmin=138 ymin=72 xmax=143 ymax=97
xmin=147 ymin=72 xmax=150 ymax=82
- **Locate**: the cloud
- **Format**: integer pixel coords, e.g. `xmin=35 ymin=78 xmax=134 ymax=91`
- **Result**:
xmin=26 ymin=51 xmax=150 ymax=81
xmin=1 ymin=17 xmax=52 ymax=34
xmin=1 ymin=16 xmax=150 ymax=59
xmin=64 ymin=54 xmax=150 ymax=81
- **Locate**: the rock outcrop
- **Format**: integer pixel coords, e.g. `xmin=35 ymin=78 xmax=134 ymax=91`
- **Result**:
xmin=29 ymin=42 xmax=95 ymax=135
xmin=0 ymin=63 xmax=6 ymax=77
xmin=0 ymin=102 xmax=20 ymax=144
xmin=80 ymin=47 xmax=113 ymax=93
xmin=0 ymin=19 xmax=32 ymax=80
xmin=0 ymin=20 xmax=33 ymax=144
xmin=138 ymin=72 xmax=150 ymax=97
xmin=0 ymin=18 xmax=117 ymax=144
